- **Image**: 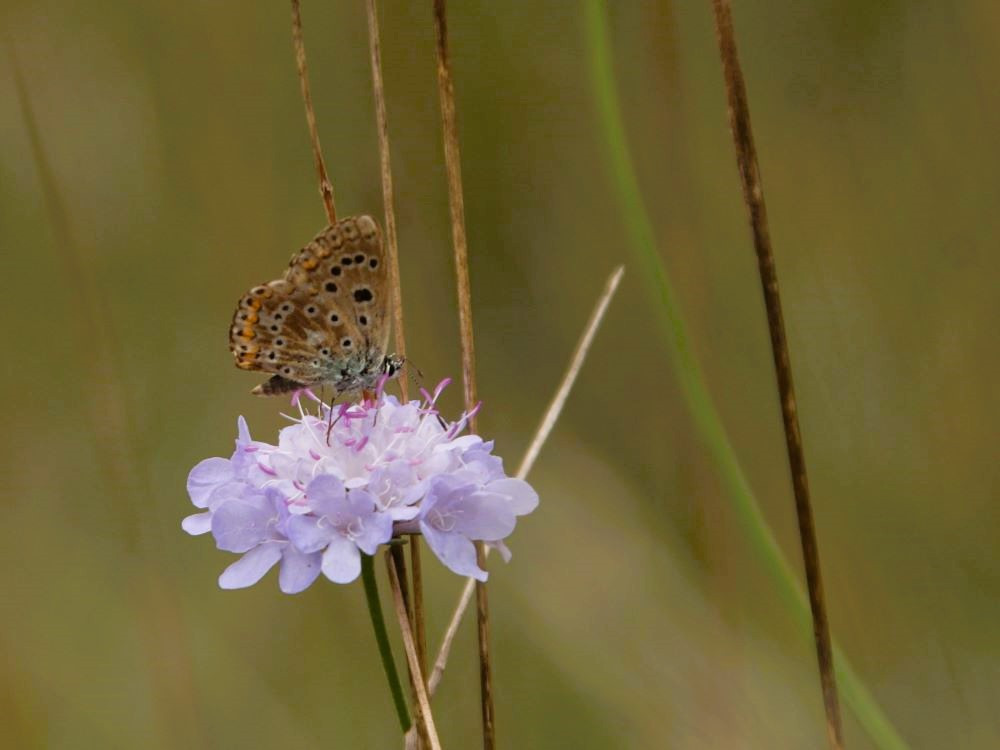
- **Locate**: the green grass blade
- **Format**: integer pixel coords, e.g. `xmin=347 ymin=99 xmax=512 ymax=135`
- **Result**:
xmin=583 ymin=3 xmax=909 ymax=748
xmin=361 ymin=553 xmax=411 ymax=733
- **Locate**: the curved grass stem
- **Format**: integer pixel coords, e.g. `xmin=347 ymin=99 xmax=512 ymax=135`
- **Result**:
xmin=361 ymin=553 xmax=411 ymax=734
xmin=583 ymin=3 xmax=910 ymax=749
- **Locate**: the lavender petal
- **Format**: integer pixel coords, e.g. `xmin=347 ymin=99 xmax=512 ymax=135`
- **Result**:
xmin=421 ymin=522 xmax=487 ymax=581
xmin=321 ymin=535 xmax=362 ymax=583
xmin=218 ymin=544 xmax=283 ymax=589
xmin=278 ymin=547 xmax=323 ymax=594
xmin=187 ymin=457 xmax=233 ymax=507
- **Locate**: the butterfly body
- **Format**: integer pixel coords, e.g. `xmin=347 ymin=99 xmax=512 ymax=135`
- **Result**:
xmin=229 ymin=215 xmax=401 ymax=397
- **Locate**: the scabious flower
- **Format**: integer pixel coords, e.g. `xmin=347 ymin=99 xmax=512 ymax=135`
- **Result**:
xmin=183 ymin=380 xmax=538 ymax=593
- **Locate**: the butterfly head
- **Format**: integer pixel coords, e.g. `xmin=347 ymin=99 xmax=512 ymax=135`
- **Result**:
xmin=381 ymin=353 xmax=405 ymax=379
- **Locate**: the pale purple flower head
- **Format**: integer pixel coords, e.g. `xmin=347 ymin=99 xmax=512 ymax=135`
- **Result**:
xmin=183 ymin=381 xmax=538 ymax=592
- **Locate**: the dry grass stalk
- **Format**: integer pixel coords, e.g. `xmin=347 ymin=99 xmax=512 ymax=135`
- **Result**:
xmin=708 ymin=1 xmax=843 ymax=747
xmin=419 ymin=266 xmax=625 ymax=703
xmin=386 ymin=551 xmax=442 ymax=750
xmin=290 ymin=0 xmax=337 ymax=224
xmin=363 ymin=0 xmax=427 ymax=690
xmin=365 ymin=0 xmax=408 ymax=396
xmin=430 ymin=1 xmax=494 ymax=746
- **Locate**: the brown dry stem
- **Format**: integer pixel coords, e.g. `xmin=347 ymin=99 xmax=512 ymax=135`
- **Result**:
xmin=290 ymin=0 xmax=337 ymax=224
xmin=386 ymin=551 xmax=442 ymax=750
xmin=431 ymin=2 xmax=494 ymax=747
xmin=364 ymin=0 xmax=426 ymax=690
xmin=708 ymin=2 xmax=843 ymax=747
xmin=417 ymin=266 xmax=625 ymax=706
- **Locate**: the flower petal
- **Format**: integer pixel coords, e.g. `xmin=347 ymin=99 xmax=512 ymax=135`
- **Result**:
xmin=218 ymin=543 xmax=282 ymax=589
xmin=278 ymin=547 xmax=322 ymax=594
xmin=187 ymin=457 xmax=233 ymax=507
xmin=286 ymin=515 xmax=335 ymax=554
xmin=421 ymin=522 xmax=487 ymax=581
xmin=452 ymin=492 xmax=516 ymax=541
xmin=181 ymin=511 xmax=213 ymax=535
xmin=236 ymin=415 xmax=251 ymax=446
xmin=211 ymin=500 xmax=275 ymax=553
xmin=321 ymin=536 xmax=362 ymax=583
xmin=487 ymin=539 xmax=512 ymax=563
xmin=206 ymin=480 xmax=253 ymax=510
xmin=354 ymin=510 xmax=394 ymax=556
xmin=344 ymin=488 xmax=378 ymax=519
xmin=485 ymin=478 xmax=539 ymax=516
xmin=305 ymin=475 xmax=346 ymax=516
xmin=388 ymin=505 xmax=421 ymax=522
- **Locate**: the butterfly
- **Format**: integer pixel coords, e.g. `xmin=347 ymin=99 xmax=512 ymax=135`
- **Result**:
xmin=229 ymin=214 xmax=403 ymax=397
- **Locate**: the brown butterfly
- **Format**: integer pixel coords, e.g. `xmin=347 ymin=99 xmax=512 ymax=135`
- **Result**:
xmin=229 ymin=215 xmax=403 ymax=397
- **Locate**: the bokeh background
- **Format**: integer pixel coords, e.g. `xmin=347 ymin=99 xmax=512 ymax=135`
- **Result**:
xmin=2 ymin=1 xmax=997 ymax=748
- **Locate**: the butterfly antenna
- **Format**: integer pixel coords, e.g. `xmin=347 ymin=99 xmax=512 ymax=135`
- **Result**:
xmin=405 ymin=359 xmax=424 ymax=388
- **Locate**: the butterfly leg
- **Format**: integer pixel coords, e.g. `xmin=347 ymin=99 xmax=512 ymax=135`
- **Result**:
xmin=325 ymin=393 xmax=341 ymax=445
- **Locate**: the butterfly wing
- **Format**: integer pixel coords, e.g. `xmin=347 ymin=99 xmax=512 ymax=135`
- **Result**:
xmin=293 ymin=215 xmax=391 ymax=359
xmin=229 ymin=215 xmax=390 ymax=393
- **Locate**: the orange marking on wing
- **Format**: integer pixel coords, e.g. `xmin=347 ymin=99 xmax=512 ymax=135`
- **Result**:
xmin=301 ymin=257 xmax=319 ymax=270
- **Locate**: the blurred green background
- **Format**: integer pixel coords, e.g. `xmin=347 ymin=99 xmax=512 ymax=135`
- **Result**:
xmin=2 ymin=1 xmax=997 ymax=747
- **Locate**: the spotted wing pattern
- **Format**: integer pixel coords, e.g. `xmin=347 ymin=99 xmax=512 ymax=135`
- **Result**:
xmin=229 ymin=215 xmax=390 ymax=394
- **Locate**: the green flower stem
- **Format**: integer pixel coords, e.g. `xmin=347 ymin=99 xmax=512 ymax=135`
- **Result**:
xmin=583 ymin=3 xmax=909 ymax=749
xmin=361 ymin=552 xmax=411 ymax=733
